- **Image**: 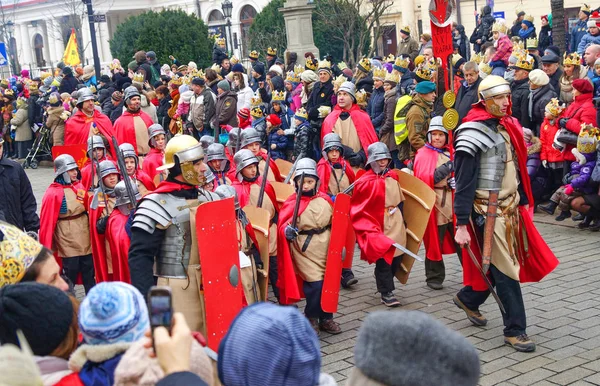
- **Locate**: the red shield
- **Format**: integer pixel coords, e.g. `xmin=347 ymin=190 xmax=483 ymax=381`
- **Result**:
xmin=196 ymin=198 xmax=242 ymax=351
xmin=342 ymin=225 xmax=356 ymax=269
xmin=52 ymin=145 xmax=88 ymax=169
xmin=321 ymin=193 xmax=351 ymax=313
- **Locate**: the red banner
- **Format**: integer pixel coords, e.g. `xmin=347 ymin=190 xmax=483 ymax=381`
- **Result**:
xmin=52 ymin=145 xmax=88 ymax=169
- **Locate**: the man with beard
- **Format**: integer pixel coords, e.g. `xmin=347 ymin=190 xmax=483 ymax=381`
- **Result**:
xmin=114 ymin=86 xmax=154 ymax=157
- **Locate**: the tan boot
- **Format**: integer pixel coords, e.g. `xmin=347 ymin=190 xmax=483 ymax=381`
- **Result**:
xmin=308 ymin=318 xmax=320 ymax=337
xmin=453 ymin=295 xmax=488 ymax=326
xmin=319 ymin=319 xmax=342 ymax=335
xmin=505 ymin=334 xmax=536 ymax=352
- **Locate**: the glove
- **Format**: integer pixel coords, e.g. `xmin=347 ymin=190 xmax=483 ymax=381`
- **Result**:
xmin=271 ymin=144 xmax=276 ymax=150
xmin=285 ymin=225 xmax=298 ymax=241
xmin=125 ymin=210 xmax=135 ymax=239
xmin=559 ymin=118 xmax=568 ymax=129
xmin=96 ymin=216 xmax=108 ymax=234
xmin=542 ymin=160 xmax=548 ymax=168
xmin=564 ymin=184 xmax=574 ymax=196
xmin=447 ymin=177 xmax=456 ymax=190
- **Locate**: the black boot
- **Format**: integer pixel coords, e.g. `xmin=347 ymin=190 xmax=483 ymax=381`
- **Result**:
xmin=578 ymin=216 xmax=593 ymax=229
xmin=589 ymin=219 xmax=600 ymax=232
xmin=538 ymin=201 xmax=558 ymax=215
xmin=573 ymin=213 xmax=584 ymax=221
xmin=268 ymin=255 xmax=280 ymax=302
xmin=341 ymin=268 xmax=358 ymax=288
xmin=555 ymin=210 xmax=571 ymax=221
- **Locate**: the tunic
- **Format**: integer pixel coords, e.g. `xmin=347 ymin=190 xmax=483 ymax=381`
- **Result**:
xmin=333 ymin=118 xmax=361 ymax=153
xmin=55 ymin=187 xmax=91 ymax=257
xmin=433 ymin=152 xmax=453 ymax=225
xmin=384 ymin=178 xmax=407 ymax=257
xmin=327 ymin=168 xmax=351 ymax=196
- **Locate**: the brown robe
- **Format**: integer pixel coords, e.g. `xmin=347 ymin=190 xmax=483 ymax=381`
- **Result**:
xmin=384 ymin=178 xmax=407 ymax=257
xmin=55 ymin=188 xmax=91 ymax=257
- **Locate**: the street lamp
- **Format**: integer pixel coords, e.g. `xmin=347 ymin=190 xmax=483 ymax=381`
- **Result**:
xmin=5 ymin=21 xmax=15 ymax=75
xmin=221 ymin=0 xmax=233 ymax=54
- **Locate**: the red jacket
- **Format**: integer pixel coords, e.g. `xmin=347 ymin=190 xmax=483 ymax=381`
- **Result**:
xmin=562 ymin=93 xmax=596 ymax=161
xmin=540 ymin=118 xmax=564 ymax=163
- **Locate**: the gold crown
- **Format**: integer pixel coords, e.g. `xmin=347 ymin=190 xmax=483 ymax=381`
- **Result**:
xmin=384 ymin=71 xmax=400 ymax=84
xmin=0 ymin=222 xmax=42 ymax=288
xmin=563 ymin=52 xmax=582 ymax=66
xmin=401 ymin=25 xmax=411 ymax=34
xmin=249 ymin=50 xmax=259 ymax=60
xmin=305 ymin=58 xmax=318 ymax=71
xmin=394 ymin=56 xmax=410 ymax=69
xmin=415 ymin=62 xmax=435 ymax=81
xmin=451 ymin=53 xmax=464 ymax=67
xmin=337 ymin=62 xmax=348 ymax=71
xmin=526 ymin=37 xmax=538 ymax=49
xmin=355 ymin=89 xmax=367 ymax=107
xmin=480 ymin=62 xmax=492 ymax=75
xmin=492 ymin=22 xmax=508 ymax=34
xmin=191 ymin=68 xmax=205 ymax=79
xmin=386 ymin=53 xmax=395 ymax=63
xmin=582 ymin=3 xmax=591 ymax=13
xmin=0 ymin=79 xmax=8 ymax=87
xmin=525 ymin=15 xmax=534 ymax=22
xmin=577 ymin=124 xmax=600 ymax=154
xmin=132 ymin=72 xmax=145 ymax=83
xmin=332 ymin=74 xmax=346 ymax=90
xmin=40 ymin=71 xmax=52 ymax=81
xmin=545 ymin=98 xmax=566 ymax=117
xmin=170 ymin=75 xmax=183 ymax=86
xmin=267 ymin=47 xmax=277 ymax=56
xmin=372 ymin=68 xmax=387 ymax=80
xmin=286 ymin=70 xmax=300 ymax=83
xmin=318 ymin=59 xmax=331 ymax=71
xmin=472 ymin=52 xmax=484 ymax=64
xmin=230 ymin=55 xmax=239 ymax=65
xmin=250 ymin=106 xmax=263 ymax=118
xmin=295 ymin=107 xmax=308 ymax=120
xmin=271 ymin=90 xmax=286 ymax=102
xmin=293 ymin=64 xmax=304 ymax=75
xmin=250 ymin=90 xmax=262 ymax=107
xmin=357 ymin=57 xmax=371 ymax=73
xmin=513 ymin=51 xmax=534 ymax=71
xmin=513 ymin=41 xmax=525 ymax=51
xmin=182 ymin=75 xmax=191 ymax=85
xmin=48 ymin=93 xmax=60 ymax=105
xmin=211 ymin=63 xmax=222 ymax=73
xmin=216 ymin=35 xmax=226 ymax=46
xmin=4 ymin=89 xmax=14 ymax=97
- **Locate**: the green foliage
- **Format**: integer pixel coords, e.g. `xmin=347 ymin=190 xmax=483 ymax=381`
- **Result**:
xmin=110 ymin=10 xmax=213 ymax=69
xmin=248 ymin=0 xmax=287 ymax=59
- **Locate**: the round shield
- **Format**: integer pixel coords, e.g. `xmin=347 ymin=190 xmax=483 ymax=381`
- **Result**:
xmin=442 ymin=90 xmax=456 ymax=109
xmin=442 ymin=108 xmax=459 ymax=130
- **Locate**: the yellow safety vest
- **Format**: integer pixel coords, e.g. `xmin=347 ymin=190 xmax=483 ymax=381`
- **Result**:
xmin=394 ymin=95 xmax=412 ymax=145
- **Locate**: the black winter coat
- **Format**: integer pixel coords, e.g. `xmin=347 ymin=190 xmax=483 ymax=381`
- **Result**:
xmin=157 ymin=96 xmax=172 ymax=130
xmin=27 ymin=94 xmax=43 ymax=128
xmin=480 ymin=6 xmax=496 ymax=43
xmin=539 ymin=25 xmax=553 ymax=54
xmin=511 ymin=78 xmax=531 ymax=128
xmin=355 ymin=74 xmax=374 ymax=94
xmin=58 ymin=74 xmax=79 ymax=94
xmin=0 ymin=157 xmax=39 ymax=232
xmin=455 ymin=77 xmax=482 ymax=122
xmin=529 ymin=84 xmax=557 ymax=134
xmin=110 ymin=100 xmax=124 ymax=124
xmin=306 ymin=80 xmax=334 ymax=120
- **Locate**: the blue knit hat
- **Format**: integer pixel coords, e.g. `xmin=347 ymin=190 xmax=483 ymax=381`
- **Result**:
xmin=232 ymin=63 xmax=245 ymax=73
xmin=218 ymin=303 xmax=321 ymax=386
xmin=79 ymin=282 xmax=149 ymax=345
xmin=415 ymin=81 xmax=436 ymax=94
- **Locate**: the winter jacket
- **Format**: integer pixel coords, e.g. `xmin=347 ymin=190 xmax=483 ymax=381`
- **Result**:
xmin=571 ymin=18 xmax=589 ymax=54
xmin=136 ymin=60 xmax=153 ymax=83
xmin=236 ymin=86 xmax=254 ymax=112
xmin=355 ymin=74 xmax=374 ymax=94
xmin=0 ymin=157 xmax=39 ymax=232
xmin=398 ymin=71 xmax=415 ymax=96
xmin=293 ymin=121 xmax=313 ymax=159
xmin=55 ymin=343 xmax=130 ymax=386
xmin=491 ymin=34 xmax=513 ymax=66
xmin=569 ymin=159 xmax=597 ymax=193
xmin=252 ymin=117 xmax=267 ymax=144
xmin=270 ymin=104 xmax=294 ymax=131
xmin=267 ymin=127 xmax=288 ymax=160
xmin=510 ymin=20 xmax=522 ymax=39
xmin=201 ymin=87 xmax=216 ymax=129
xmin=406 ymin=94 xmax=433 ymax=158
xmin=101 ymin=98 xmax=114 ymax=118
xmin=561 ymin=92 xmax=597 ymax=161
xmin=46 ymin=105 xmax=67 ymax=146
xmin=59 ymin=74 xmax=79 ymax=94
xmin=379 ymin=88 xmax=398 ymax=152
xmin=592 ymin=151 xmax=600 ymax=184
xmin=526 ymin=136 xmax=542 ymax=177
xmin=213 ymin=46 xmax=228 ymax=65
xmin=212 ymin=91 xmax=238 ymax=130
xmin=455 ymin=77 xmax=482 ymax=122
xmin=397 ymin=37 xmax=420 ymax=61
xmin=528 ymin=84 xmax=557 ymax=134
xmin=306 ymin=80 xmax=334 ymax=121
xmin=367 ymin=86 xmax=385 ymax=131
xmin=548 ymin=68 xmax=563 ymax=99
xmin=540 ymin=118 xmax=565 ymax=163
xmin=141 ymin=95 xmax=158 ymax=123
xmin=539 ymin=25 xmax=553 ymax=54
xmin=110 ymin=100 xmax=124 ymax=124
xmin=156 ymin=96 xmax=172 ymax=130
xmin=11 ymin=103 xmax=31 ymax=141
xmin=577 ymin=33 xmax=600 ymax=55
xmin=511 ymin=78 xmax=531 ymax=128
xmin=480 ymin=6 xmax=496 ymax=43
xmin=27 ymin=94 xmax=43 ymax=128
xmin=454 ymin=25 xmax=469 ymax=60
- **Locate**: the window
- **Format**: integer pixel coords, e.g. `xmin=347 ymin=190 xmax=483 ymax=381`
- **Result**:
xmin=239 ymin=5 xmax=257 ymax=57
xmin=33 ymin=33 xmax=45 ymax=68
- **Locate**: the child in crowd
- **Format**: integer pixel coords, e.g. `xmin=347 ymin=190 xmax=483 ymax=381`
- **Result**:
xmin=540 ymin=98 xmax=566 ymax=197
xmin=266 ymin=114 xmax=288 ymax=160
xmin=292 ymin=107 xmax=313 ymax=160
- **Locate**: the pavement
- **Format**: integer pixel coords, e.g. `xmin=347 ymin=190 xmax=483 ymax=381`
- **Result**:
xmin=26 ymin=166 xmax=600 ymax=386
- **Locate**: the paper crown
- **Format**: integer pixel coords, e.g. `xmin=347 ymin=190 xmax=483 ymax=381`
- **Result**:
xmin=0 ymin=222 xmax=42 ymax=288
xmin=332 ymin=74 xmax=346 ymax=90
xmin=271 ymin=90 xmax=286 ymax=102
xmin=48 ymin=93 xmax=60 ymax=105
xmin=577 ymin=124 xmax=600 ymax=154
xmin=451 ymin=53 xmax=464 ymax=67
xmin=191 ymin=68 xmax=206 ymax=79
xmin=525 ymin=15 xmax=534 ymax=22
xmin=563 ymin=52 xmax=582 ymax=66
xmin=357 ymin=57 xmax=372 ymax=73
xmin=337 ymin=62 xmax=348 ymax=71
xmin=318 ymin=59 xmax=331 ymax=71
xmin=211 ymin=63 xmax=222 ymax=73
xmin=526 ymin=37 xmax=538 ymax=49
xmin=250 ymin=90 xmax=262 ymax=107
xmin=386 ymin=53 xmax=395 ymax=63
xmin=215 ymin=35 xmax=226 ymax=46
xmin=293 ymin=64 xmax=304 ymax=75
xmin=545 ymin=98 xmax=566 ymax=117
xmin=355 ymin=89 xmax=367 ymax=106
xmin=230 ymin=55 xmax=239 ymax=64
xmin=170 ymin=75 xmax=183 ymax=86
xmin=472 ymin=52 xmax=485 ymax=64
xmin=394 ymin=56 xmax=410 ymax=69
xmin=295 ymin=107 xmax=308 ymax=120
xmin=582 ymin=3 xmax=591 ymax=13
xmin=492 ymin=22 xmax=508 ymax=34
xmin=286 ymin=70 xmax=300 ymax=83
xmin=250 ymin=106 xmax=264 ymax=117
xmin=513 ymin=51 xmax=535 ymax=71
xmin=305 ymin=58 xmax=318 ymax=71
xmin=384 ymin=71 xmax=400 ymax=84
xmin=0 ymin=79 xmax=8 ymax=87
xmin=480 ymin=62 xmax=492 ymax=75
xmin=400 ymin=25 xmax=411 ymax=34
xmin=39 ymin=71 xmax=52 ymax=81
xmin=249 ymin=50 xmax=259 ymax=60
xmin=132 ymin=72 xmax=145 ymax=83
xmin=372 ymin=68 xmax=387 ymax=80
xmin=415 ymin=61 xmax=436 ymax=81
xmin=267 ymin=47 xmax=277 ymax=56
xmin=513 ymin=40 xmax=525 ymax=51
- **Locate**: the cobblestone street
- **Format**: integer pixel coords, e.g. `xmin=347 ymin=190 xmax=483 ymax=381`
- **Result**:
xmin=27 ymin=167 xmax=600 ymax=386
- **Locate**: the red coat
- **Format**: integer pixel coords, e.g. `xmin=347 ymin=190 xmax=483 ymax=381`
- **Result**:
xmin=540 ymin=118 xmax=565 ymax=163
xmin=64 ymin=110 xmax=115 ymax=155
xmin=561 ymin=93 xmax=596 ymax=161
xmin=113 ymin=110 xmax=154 ymax=155
xmin=142 ymin=148 xmax=163 ymax=180
xmin=134 ymin=169 xmax=156 ymax=192
xmin=316 ymin=158 xmax=356 ymax=195
xmin=321 ymin=104 xmax=378 ymax=154
xmin=106 ymin=209 xmax=131 ymax=283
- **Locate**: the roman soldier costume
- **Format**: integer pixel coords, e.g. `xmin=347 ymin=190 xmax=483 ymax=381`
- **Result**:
xmin=114 ymin=86 xmax=154 ymax=156
xmin=240 ymin=128 xmax=283 ymax=183
xmin=206 ymin=143 xmax=233 ymax=187
xmin=119 ymin=142 xmax=156 ymax=196
xmin=143 ymin=124 xmax=167 ymax=182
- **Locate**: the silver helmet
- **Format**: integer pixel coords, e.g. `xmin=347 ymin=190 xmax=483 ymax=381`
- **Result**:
xmin=234 ymin=149 xmax=259 ymax=181
xmin=119 ymin=143 xmax=138 ymax=164
xmin=114 ymin=179 xmax=141 ymax=215
xmin=427 ymin=116 xmax=449 ymax=144
xmin=214 ymin=185 xmax=240 ymax=210
xmin=54 ymin=154 xmax=78 ymax=182
xmin=87 ymin=135 xmax=105 ymax=158
xmin=322 ymin=133 xmax=344 ymax=159
xmin=204 ymin=169 xmax=216 ymax=185
xmin=227 ymin=127 xmax=240 ymax=150
xmin=76 ymin=87 xmax=95 ymax=106
xmin=206 ymin=143 xmax=228 ymax=162
xmin=123 ymin=86 xmax=140 ymax=105
xmin=294 ymin=158 xmax=319 ymax=180
xmin=240 ymin=127 xmax=262 ymax=149
xmin=366 ymin=142 xmax=392 ymax=172
xmin=148 ymin=124 xmax=166 ymax=148
xmin=98 ymin=160 xmax=119 ymax=179
xmin=200 ymin=135 xmax=215 ymax=152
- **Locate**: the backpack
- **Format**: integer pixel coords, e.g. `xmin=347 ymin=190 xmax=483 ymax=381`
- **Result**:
xmin=149 ymin=64 xmax=160 ymax=85
xmin=394 ymin=95 xmax=413 ymax=145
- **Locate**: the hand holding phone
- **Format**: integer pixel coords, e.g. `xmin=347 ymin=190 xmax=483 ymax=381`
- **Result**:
xmin=148 ymin=286 xmax=173 ymax=334
xmin=154 ymin=312 xmax=192 ymax=375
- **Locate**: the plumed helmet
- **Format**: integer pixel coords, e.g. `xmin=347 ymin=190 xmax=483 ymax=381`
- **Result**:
xmin=123 ymin=86 xmax=141 ymax=104
xmin=87 ymin=135 xmax=105 ymax=157
xmin=200 ymin=135 xmax=215 ymax=152
xmin=322 ymin=133 xmax=344 ymax=158
xmin=294 ymin=158 xmax=319 ymax=180
xmin=76 ymin=87 xmax=95 ymax=106
xmin=98 ymin=160 xmax=119 ymax=179
xmin=54 ymin=154 xmax=78 ymax=182
xmin=206 ymin=143 xmax=228 ymax=162
xmin=119 ymin=143 xmax=138 ymax=164
xmin=477 ymin=75 xmax=510 ymax=102
xmin=234 ymin=149 xmax=259 ymax=179
xmin=147 ymin=124 xmax=166 ymax=148
xmin=427 ymin=116 xmax=449 ymax=144
xmin=366 ymin=142 xmax=392 ymax=168
xmin=214 ymin=184 xmax=240 ymax=210
xmin=114 ymin=179 xmax=141 ymax=208
xmin=240 ymin=127 xmax=262 ymax=149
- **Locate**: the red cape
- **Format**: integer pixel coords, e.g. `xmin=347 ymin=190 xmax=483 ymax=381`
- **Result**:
xmin=240 ymin=220 xmax=260 ymax=307
xmin=321 ymin=104 xmax=378 ymax=154
xmin=277 ymin=192 xmax=333 ymax=305
xmin=461 ymin=104 xmax=559 ymax=290
xmin=64 ymin=110 xmax=115 ymax=155
xmin=113 ymin=110 xmax=154 ymax=154
xmin=316 ymin=158 xmax=356 ymax=195
xmin=135 ymin=169 xmax=156 ymax=192
xmin=142 ymin=148 xmax=163 ymax=180
xmin=106 ymin=209 xmax=131 ymax=283
xmin=257 ymin=150 xmax=283 ymax=183
xmin=86 ymin=191 xmax=112 ymax=283
xmin=152 ymin=180 xmax=197 ymax=194
xmin=225 ymin=147 xmax=236 ymax=167
xmin=232 ymin=177 xmax=277 ymax=211
xmin=350 ymin=169 xmax=399 ymax=265
xmin=413 ymin=145 xmax=455 ymax=261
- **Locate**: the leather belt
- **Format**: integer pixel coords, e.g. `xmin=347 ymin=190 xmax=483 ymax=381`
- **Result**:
xmin=298 ymin=225 xmax=331 ymax=252
xmin=58 ymin=212 xmax=87 ymax=221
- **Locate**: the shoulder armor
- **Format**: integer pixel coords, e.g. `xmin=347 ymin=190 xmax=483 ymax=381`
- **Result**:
xmin=454 ymin=122 xmax=504 ymax=156
xmin=132 ymin=193 xmax=187 ymax=232
xmin=198 ymin=189 xmax=222 ymax=203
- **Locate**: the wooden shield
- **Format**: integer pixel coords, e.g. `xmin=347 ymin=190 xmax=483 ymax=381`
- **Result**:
xmin=242 ymin=205 xmax=271 ymax=301
xmin=321 ymin=193 xmax=351 ymax=313
xmin=393 ymin=170 xmax=436 ymax=284
xmin=271 ymin=181 xmax=295 ymax=208
xmin=196 ymin=198 xmax=243 ymax=351
xmin=275 ymin=159 xmax=293 ymax=181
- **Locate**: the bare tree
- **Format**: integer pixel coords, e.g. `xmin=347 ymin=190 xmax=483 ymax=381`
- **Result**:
xmin=313 ymin=0 xmax=392 ymax=66
xmin=550 ymin=0 xmax=566 ymax=52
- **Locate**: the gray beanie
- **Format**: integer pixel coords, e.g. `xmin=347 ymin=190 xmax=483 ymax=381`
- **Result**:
xmin=217 ymin=79 xmax=230 ymax=91
xmin=351 ymin=311 xmax=480 ymax=386
xmin=338 ymin=81 xmax=356 ymax=102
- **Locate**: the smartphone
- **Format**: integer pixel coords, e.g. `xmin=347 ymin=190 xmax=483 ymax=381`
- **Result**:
xmin=148 ymin=286 xmax=173 ymax=335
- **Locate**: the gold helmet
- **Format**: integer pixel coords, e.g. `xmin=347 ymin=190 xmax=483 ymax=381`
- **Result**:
xmin=478 ymin=75 xmax=511 ymax=117
xmin=157 ymin=134 xmax=205 ymax=185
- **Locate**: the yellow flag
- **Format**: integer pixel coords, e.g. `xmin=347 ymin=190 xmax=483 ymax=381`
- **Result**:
xmin=62 ymin=28 xmax=81 ymax=66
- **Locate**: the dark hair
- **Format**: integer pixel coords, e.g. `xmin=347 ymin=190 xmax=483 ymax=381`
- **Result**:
xmin=160 ymin=75 xmax=171 ymax=84
xmin=21 ymin=246 xmax=53 ymax=283
xmin=49 ymin=296 xmax=80 ymax=360
xmin=156 ymin=85 xmax=169 ymax=96
xmin=233 ymin=72 xmax=246 ymax=90
xmin=205 ymin=69 xmax=218 ymax=82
